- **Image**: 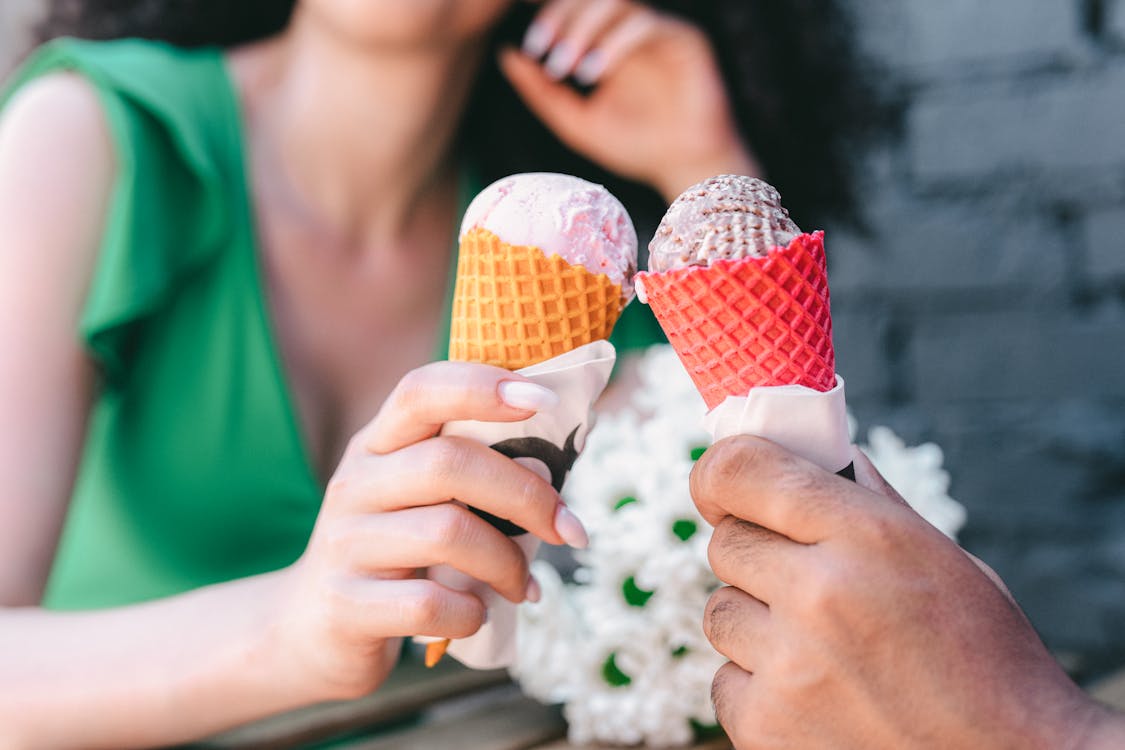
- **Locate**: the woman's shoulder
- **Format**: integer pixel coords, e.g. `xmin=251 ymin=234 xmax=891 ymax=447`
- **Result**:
xmin=1 ymin=38 xmax=247 ymax=380
xmin=12 ymin=36 xmax=223 ymax=88
xmin=0 ymin=67 xmax=115 ymax=300
xmin=0 ymin=66 xmax=109 ymax=152
xmin=6 ymin=37 xmax=231 ymax=131
xmin=1 ymin=36 xmax=242 ymax=243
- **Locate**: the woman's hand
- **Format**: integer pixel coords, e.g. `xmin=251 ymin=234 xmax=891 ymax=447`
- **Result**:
xmin=266 ymin=362 xmax=582 ymax=702
xmin=500 ymin=0 xmax=759 ymax=203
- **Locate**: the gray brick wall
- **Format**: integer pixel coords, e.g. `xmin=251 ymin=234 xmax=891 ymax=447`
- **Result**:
xmin=838 ymin=0 xmax=1125 ymax=680
xmin=902 ymin=1 xmax=1084 ymax=68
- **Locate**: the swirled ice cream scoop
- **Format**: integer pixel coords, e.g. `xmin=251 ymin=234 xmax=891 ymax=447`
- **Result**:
xmin=461 ymin=172 xmax=638 ymax=300
xmin=647 ymin=174 xmax=800 ymax=272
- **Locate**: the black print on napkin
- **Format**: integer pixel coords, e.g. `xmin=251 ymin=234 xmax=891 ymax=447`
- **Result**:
xmin=470 ymin=426 xmax=581 ymax=536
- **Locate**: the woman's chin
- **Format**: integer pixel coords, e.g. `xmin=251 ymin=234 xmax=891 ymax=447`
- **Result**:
xmin=297 ymin=0 xmax=515 ymax=48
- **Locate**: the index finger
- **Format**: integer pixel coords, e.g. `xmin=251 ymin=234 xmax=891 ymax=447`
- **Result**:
xmin=361 ymin=361 xmax=559 ymax=455
xmin=689 ymin=435 xmax=875 ymax=544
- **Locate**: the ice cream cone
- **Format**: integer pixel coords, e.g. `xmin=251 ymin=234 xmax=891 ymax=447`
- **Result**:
xmin=449 ymin=227 xmax=624 ymax=369
xmin=637 ymin=231 xmax=835 ymax=410
xmin=429 ymin=172 xmax=636 ymax=670
xmin=425 ymin=640 xmax=448 ymax=668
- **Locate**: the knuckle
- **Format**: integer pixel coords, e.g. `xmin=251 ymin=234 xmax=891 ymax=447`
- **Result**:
xmin=321 ymin=579 xmax=361 ymax=637
xmin=795 ymin=564 xmax=842 ymax=614
xmin=429 ymin=504 xmax=473 ymax=550
xmin=402 ymin=582 xmax=445 ymax=632
xmin=774 ymin=646 xmax=827 ymax=699
xmin=695 ymin=436 xmax=767 ymax=499
xmin=324 ymin=472 xmax=353 ymax=505
xmin=396 ymin=365 xmax=430 ymax=401
xmin=710 ymin=669 xmax=727 ymax=715
xmin=515 ymin=472 xmax=554 ymax=528
xmin=770 ymin=642 xmax=802 ymax=679
xmin=708 ymin=517 xmax=768 ymax=582
xmin=855 ymin=505 xmax=921 ymax=557
xmin=705 ymin=536 xmax=724 ymax=579
xmin=511 ymin=553 xmax=531 ymax=590
xmin=448 ymin=596 xmax=487 ymax=638
xmin=769 ymin=463 xmax=838 ymax=527
xmin=710 ymin=514 xmax=740 ymax=545
xmin=497 ymin=542 xmax=532 ymax=596
xmin=343 ymin=431 xmax=369 ymax=458
xmin=703 ymin=587 xmax=738 ymax=644
xmin=318 ymin=523 xmax=355 ymax=562
xmin=388 ymin=364 xmax=444 ymax=416
xmin=710 ymin=662 xmax=739 ymax=731
xmin=706 ymin=524 xmax=736 ymax=581
xmin=860 ymin=511 xmax=899 ymax=549
xmin=427 ymin=438 xmax=470 ymax=484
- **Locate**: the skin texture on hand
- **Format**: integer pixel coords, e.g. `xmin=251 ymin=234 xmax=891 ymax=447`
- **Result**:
xmin=266 ymin=360 xmax=580 ymax=701
xmin=500 ymin=0 xmax=759 ymax=203
xmin=690 ymin=436 xmax=1120 ymax=750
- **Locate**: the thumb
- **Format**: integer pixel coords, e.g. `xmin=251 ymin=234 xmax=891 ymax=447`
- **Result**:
xmin=498 ymin=47 xmax=589 ymax=147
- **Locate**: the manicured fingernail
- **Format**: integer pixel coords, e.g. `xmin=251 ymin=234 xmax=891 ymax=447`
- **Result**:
xmin=525 ymin=575 xmax=542 ymax=603
xmin=498 ymin=380 xmax=560 ymax=411
xmin=573 ymin=49 xmax=606 ymax=85
xmin=522 ymin=22 xmax=553 ymax=58
xmin=555 ymin=505 xmax=589 ymax=549
xmin=545 ymin=41 xmax=578 ymax=80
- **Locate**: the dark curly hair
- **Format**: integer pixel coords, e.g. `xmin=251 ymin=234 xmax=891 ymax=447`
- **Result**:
xmin=35 ymin=0 xmax=892 ymax=237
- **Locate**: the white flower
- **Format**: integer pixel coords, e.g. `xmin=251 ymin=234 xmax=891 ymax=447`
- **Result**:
xmin=512 ymin=344 xmax=966 ymax=746
xmin=860 ymin=425 xmax=967 ymax=540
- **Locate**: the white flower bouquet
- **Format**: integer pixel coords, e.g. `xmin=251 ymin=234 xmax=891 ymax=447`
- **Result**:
xmin=511 ymin=344 xmax=966 ymax=746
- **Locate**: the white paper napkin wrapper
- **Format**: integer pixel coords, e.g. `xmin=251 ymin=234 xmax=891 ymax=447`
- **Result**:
xmin=704 ymin=375 xmax=851 ymax=474
xmin=415 ymin=339 xmax=617 ymax=669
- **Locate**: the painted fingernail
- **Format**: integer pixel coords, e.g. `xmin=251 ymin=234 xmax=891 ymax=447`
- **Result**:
xmin=573 ymin=49 xmax=606 ymax=85
xmin=522 ymin=22 xmax=553 ymax=58
xmin=498 ymin=380 xmax=560 ymax=412
xmin=555 ymin=505 xmax=590 ymax=549
xmin=545 ymin=41 xmax=578 ymax=80
xmin=526 ymin=575 xmax=542 ymax=603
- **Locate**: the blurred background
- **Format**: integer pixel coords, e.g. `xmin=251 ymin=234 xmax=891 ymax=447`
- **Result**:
xmin=1 ymin=0 xmax=1122 ymax=686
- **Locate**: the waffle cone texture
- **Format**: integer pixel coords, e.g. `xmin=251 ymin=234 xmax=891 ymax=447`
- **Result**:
xmin=636 ymin=231 xmax=835 ymax=410
xmin=449 ymin=227 xmax=624 ymax=369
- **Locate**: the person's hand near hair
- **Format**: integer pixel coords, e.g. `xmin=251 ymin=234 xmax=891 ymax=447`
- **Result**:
xmin=500 ymin=0 xmax=758 ymax=203
xmin=690 ymin=436 xmax=1125 ymax=750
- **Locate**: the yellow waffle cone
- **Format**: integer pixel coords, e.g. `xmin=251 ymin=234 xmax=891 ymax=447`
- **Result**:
xmin=449 ymin=227 xmax=623 ymax=369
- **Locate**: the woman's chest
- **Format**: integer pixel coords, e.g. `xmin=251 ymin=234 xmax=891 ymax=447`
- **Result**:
xmin=261 ymin=237 xmax=453 ymax=481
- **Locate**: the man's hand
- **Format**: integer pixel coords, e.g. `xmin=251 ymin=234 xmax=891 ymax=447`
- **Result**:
xmin=691 ymin=435 xmax=1116 ymax=749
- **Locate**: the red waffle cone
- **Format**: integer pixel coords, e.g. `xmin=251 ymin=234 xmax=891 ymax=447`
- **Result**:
xmin=637 ymin=232 xmax=835 ymax=410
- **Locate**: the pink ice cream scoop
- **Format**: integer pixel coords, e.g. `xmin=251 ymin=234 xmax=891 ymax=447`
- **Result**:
xmin=635 ymin=174 xmax=834 ymax=409
xmin=460 ymin=172 xmax=639 ymax=300
xmin=646 ymin=174 xmax=801 ymax=273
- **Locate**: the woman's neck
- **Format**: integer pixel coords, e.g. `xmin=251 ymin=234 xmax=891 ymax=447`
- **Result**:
xmin=232 ymin=10 xmax=486 ymax=249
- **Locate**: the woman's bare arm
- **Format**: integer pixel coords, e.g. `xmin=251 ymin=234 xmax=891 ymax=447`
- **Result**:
xmin=0 ymin=74 xmax=315 ymax=748
xmin=0 ymin=74 xmax=104 ymax=605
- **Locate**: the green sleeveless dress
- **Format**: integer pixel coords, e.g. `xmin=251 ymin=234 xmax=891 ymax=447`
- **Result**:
xmin=1 ymin=38 xmax=665 ymax=611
